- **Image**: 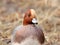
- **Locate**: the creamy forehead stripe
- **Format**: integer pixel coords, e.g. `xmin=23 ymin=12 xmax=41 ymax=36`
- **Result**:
xmin=30 ymin=9 xmax=36 ymax=15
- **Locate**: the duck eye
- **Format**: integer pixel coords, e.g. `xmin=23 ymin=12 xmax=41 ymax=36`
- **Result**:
xmin=28 ymin=14 xmax=31 ymax=17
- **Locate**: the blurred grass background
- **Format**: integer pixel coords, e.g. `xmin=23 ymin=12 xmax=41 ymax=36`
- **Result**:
xmin=0 ymin=0 xmax=60 ymax=45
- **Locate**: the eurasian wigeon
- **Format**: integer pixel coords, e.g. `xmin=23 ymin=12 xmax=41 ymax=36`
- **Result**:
xmin=11 ymin=9 xmax=45 ymax=45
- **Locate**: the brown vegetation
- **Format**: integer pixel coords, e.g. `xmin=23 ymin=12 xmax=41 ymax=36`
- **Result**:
xmin=0 ymin=0 xmax=60 ymax=45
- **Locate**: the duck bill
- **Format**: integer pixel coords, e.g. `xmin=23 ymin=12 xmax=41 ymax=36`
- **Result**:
xmin=32 ymin=18 xmax=38 ymax=24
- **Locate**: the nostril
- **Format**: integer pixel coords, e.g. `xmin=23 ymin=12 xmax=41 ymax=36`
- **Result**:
xmin=36 ymin=22 xmax=38 ymax=24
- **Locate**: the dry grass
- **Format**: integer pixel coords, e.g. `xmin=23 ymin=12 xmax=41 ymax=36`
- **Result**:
xmin=0 ymin=0 xmax=60 ymax=45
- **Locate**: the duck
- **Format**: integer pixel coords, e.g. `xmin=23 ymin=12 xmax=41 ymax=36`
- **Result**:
xmin=11 ymin=9 xmax=45 ymax=45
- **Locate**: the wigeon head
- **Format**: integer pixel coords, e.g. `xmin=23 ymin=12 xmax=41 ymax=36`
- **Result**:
xmin=23 ymin=9 xmax=38 ymax=25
